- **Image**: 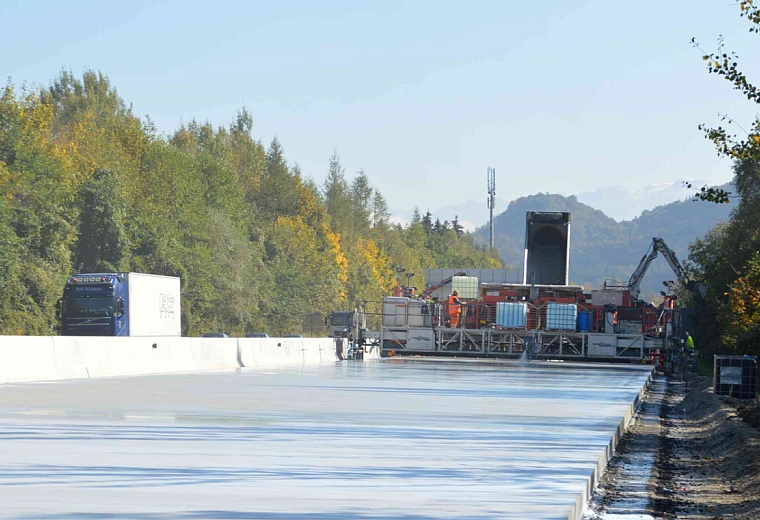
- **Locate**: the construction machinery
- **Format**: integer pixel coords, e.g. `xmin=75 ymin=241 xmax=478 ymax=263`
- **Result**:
xmin=380 ymin=212 xmax=687 ymax=364
xmin=327 ymin=305 xmax=380 ymax=360
xmin=605 ymin=237 xmax=707 ymax=305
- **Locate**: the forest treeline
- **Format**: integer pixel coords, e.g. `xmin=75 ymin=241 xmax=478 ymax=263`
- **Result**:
xmin=0 ymin=71 xmax=500 ymax=336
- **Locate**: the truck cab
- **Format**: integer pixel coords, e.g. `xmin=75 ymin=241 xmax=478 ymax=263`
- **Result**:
xmin=327 ymin=311 xmax=353 ymax=338
xmin=57 ymin=274 xmax=127 ymax=336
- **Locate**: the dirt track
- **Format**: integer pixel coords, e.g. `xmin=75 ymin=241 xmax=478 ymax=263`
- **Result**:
xmin=587 ymin=375 xmax=760 ymax=519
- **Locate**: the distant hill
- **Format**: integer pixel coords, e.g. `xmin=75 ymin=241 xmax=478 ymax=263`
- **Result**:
xmin=475 ymin=185 xmax=736 ymax=299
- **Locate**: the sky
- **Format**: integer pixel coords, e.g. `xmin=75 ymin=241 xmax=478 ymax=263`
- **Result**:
xmin=2 ymin=0 xmax=759 ymax=222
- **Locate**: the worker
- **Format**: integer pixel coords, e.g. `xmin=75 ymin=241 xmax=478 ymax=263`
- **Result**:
xmin=448 ymin=290 xmax=462 ymax=329
xmin=685 ymin=331 xmax=695 ymax=351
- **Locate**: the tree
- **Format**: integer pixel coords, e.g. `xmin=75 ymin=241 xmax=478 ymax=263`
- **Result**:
xmin=371 ymin=191 xmax=390 ymax=229
xmin=686 ymin=4 xmax=760 ymax=356
xmin=452 ymin=215 xmax=464 ymax=236
xmin=350 ymin=169 xmax=373 ymax=234
xmin=689 ymin=3 xmax=760 ymax=202
xmin=258 ymin=137 xmax=298 ymax=218
xmin=74 ymin=169 xmax=130 ymax=272
xmin=421 ymin=211 xmax=433 ymax=235
xmin=322 ymin=150 xmax=351 ymax=236
xmin=0 ymin=70 xmax=503 ymax=337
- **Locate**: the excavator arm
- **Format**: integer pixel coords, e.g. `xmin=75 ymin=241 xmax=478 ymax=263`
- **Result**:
xmin=628 ymin=237 xmax=707 ymax=301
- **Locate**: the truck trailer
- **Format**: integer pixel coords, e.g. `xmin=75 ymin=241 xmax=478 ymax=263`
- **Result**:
xmin=57 ymin=272 xmax=181 ymax=337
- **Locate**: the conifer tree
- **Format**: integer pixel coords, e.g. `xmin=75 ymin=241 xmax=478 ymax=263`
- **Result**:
xmin=322 ymin=151 xmax=351 ymax=236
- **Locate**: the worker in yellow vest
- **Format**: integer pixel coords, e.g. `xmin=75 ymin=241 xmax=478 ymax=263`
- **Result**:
xmin=448 ymin=290 xmax=462 ymax=329
xmin=685 ymin=331 xmax=695 ymax=351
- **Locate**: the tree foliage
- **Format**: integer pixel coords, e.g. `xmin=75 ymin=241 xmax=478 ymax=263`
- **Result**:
xmin=0 ymin=70 xmax=501 ymax=336
xmin=686 ymin=3 xmax=760 ymax=356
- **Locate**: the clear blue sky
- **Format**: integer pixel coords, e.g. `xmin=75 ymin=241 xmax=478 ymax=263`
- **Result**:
xmin=2 ymin=0 xmax=758 ymax=215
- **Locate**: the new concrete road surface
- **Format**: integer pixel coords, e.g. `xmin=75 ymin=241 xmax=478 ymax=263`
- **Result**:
xmin=0 ymin=358 xmax=652 ymax=519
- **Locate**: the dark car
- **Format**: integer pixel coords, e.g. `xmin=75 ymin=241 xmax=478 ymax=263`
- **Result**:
xmin=245 ymin=333 xmax=269 ymax=338
xmin=282 ymin=334 xmax=303 ymax=338
xmin=201 ymin=332 xmax=228 ymax=338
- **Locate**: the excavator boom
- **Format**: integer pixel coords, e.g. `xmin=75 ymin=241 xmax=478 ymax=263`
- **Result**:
xmin=628 ymin=237 xmax=706 ymax=301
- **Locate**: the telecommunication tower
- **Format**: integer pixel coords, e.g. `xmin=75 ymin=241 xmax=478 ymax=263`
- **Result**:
xmin=487 ymin=167 xmax=496 ymax=252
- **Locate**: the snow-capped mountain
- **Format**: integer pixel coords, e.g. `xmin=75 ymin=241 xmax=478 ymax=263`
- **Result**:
xmin=575 ymin=179 xmax=710 ymax=221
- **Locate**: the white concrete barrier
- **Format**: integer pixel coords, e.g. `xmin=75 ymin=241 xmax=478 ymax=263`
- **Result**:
xmin=0 ymin=335 xmax=346 ymax=384
xmin=0 ymin=336 xmax=88 ymax=383
xmin=237 ymin=338 xmax=340 ymax=367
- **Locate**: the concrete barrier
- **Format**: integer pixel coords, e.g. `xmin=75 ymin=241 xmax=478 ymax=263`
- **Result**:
xmin=0 ymin=335 xmax=346 ymax=384
xmin=0 ymin=336 xmax=87 ymax=383
xmin=237 ymin=338 xmax=340 ymax=367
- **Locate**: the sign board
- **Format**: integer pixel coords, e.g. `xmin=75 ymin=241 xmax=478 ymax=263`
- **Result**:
xmin=720 ymin=367 xmax=743 ymax=385
xmin=587 ymin=334 xmax=617 ymax=357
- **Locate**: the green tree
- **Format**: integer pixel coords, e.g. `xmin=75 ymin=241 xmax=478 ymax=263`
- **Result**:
xmin=75 ymin=169 xmax=130 ymax=272
xmin=350 ymin=169 xmax=373 ymax=234
xmin=686 ymin=4 xmax=760 ymax=356
xmin=371 ymin=191 xmax=390 ymax=229
xmin=0 ymin=70 xmax=504 ymax=338
xmin=258 ymin=137 xmax=298 ymax=218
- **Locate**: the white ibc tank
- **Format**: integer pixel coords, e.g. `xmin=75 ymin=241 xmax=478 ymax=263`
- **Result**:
xmin=407 ymin=301 xmax=425 ymax=328
xmin=383 ymin=297 xmax=409 ymax=327
xmin=451 ymin=276 xmax=479 ymax=300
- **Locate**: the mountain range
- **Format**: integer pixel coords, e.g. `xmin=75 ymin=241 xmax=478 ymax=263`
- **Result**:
xmin=391 ymin=179 xmax=722 ymax=232
xmin=472 ymin=184 xmax=736 ymax=299
xmin=575 ymin=179 xmax=714 ymax=221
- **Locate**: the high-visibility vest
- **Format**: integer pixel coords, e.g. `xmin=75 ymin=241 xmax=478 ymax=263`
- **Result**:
xmin=448 ymin=295 xmax=461 ymax=315
xmin=685 ymin=336 xmax=695 ymax=350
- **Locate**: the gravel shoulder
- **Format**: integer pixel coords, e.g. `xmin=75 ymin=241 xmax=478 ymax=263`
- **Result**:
xmin=587 ymin=374 xmax=760 ymax=520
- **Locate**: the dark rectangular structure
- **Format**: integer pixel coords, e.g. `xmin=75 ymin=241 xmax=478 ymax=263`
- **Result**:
xmin=522 ymin=212 xmax=571 ymax=286
xmin=714 ymin=355 xmax=757 ymax=401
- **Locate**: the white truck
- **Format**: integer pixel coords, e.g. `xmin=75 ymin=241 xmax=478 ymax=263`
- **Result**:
xmin=58 ymin=272 xmax=181 ymax=336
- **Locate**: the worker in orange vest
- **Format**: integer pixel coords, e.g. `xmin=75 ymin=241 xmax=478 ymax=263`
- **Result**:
xmin=448 ymin=290 xmax=462 ymax=328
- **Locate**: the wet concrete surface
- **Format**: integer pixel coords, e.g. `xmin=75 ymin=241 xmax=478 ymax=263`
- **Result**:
xmin=0 ymin=358 xmax=652 ymax=519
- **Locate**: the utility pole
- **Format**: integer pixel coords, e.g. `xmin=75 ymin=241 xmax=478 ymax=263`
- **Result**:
xmin=487 ymin=167 xmax=496 ymax=252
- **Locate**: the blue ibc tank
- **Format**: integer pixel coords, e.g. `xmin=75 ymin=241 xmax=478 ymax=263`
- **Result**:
xmin=496 ymin=302 xmax=528 ymax=328
xmin=577 ymin=311 xmax=592 ymax=332
xmin=546 ymin=303 xmax=578 ymax=331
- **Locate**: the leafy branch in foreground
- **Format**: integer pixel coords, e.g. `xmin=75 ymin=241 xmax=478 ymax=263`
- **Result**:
xmin=689 ymin=1 xmax=760 ymax=202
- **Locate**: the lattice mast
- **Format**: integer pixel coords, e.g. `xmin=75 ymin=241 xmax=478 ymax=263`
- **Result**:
xmin=487 ymin=167 xmax=496 ymax=252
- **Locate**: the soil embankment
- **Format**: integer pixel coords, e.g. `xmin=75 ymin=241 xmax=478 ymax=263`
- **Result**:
xmin=653 ymin=375 xmax=760 ymax=519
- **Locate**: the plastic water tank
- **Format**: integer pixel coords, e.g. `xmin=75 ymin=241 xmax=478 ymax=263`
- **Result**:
xmin=383 ymin=297 xmax=409 ymax=327
xmin=496 ymin=302 xmax=528 ymax=329
xmin=451 ymin=276 xmax=479 ymax=300
xmin=546 ymin=303 xmax=578 ymax=331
